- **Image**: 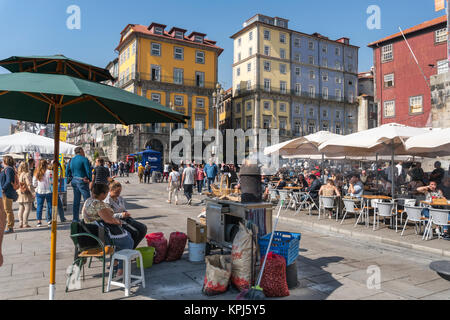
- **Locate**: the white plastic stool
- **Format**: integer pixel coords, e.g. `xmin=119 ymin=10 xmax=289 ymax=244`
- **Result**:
xmin=106 ymin=249 xmax=146 ymax=296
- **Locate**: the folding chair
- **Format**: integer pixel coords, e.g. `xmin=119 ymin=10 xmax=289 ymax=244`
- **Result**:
xmin=423 ymin=208 xmax=450 ymax=241
xmin=319 ymin=196 xmax=338 ymax=220
xmin=341 ymin=198 xmax=361 ymax=225
xmin=401 ymin=206 xmax=428 ymax=236
xmin=373 ymin=201 xmax=398 ymax=232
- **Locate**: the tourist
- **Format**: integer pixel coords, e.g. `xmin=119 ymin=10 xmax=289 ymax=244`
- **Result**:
xmin=275 ymin=174 xmax=287 ymax=190
xmin=408 ymin=162 xmax=424 ymax=183
xmin=430 ymin=161 xmax=445 ymax=185
xmin=119 ymin=161 xmax=124 ymax=177
xmin=178 ymin=161 xmax=185 ymax=177
xmin=298 ymin=174 xmax=308 ymax=192
xmin=91 ymin=157 xmax=112 ymax=188
xmin=104 ymin=181 xmax=147 ymax=248
xmin=181 ymin=162 xmax=196 ymax=205
xmin=204 ymin=159 xmax=218 ymax=193
xmin=195 ymin=164 xmax=205 ymax=194
xmin=306 ymin=174 xmax=322 ymax=200
xmin=17 ymin=162 xmax=34 ymax=228
xmin=137 ymin=163 xmax=144 ymax=183
xmin=67 ymin=147 xmax=92 ymax=223
xmin=32 ymin=160 xmax=53 ymax=227
xmin=360 ymin=170 xmax=368 ymax=185
xmin=0 ymin=156 xmax=18 ymax=234
xmin=82 ymin=183 xmax=134 ymax=277
xmin=28 ymin=158 xmax=35 ymax=178
xmin=125 ymin=162 xmax=130 ymax=177
xmin=167 ymin=166 xmax=180 ymax=205
xmin=348 ymin=175 xmax=364 ymax=198
xmin=144 ymin=162 xmax=151 ymax=184
xmin=417 ymin=181 xmax=448 ymax=238
xmin=319 ymin=179 xmax=341 ymax=219
xmin=163 ymin=163 xmax=170 ymax=182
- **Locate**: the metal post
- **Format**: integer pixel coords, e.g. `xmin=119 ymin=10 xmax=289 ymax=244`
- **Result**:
xmin=375 ymin=153 xmax=379 ymax=192
xmin=391 ymin=144 xmax=395 ymax=198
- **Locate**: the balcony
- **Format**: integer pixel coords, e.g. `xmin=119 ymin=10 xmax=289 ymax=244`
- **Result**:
xmin=118 ymin=72 xmax=216 ymax=89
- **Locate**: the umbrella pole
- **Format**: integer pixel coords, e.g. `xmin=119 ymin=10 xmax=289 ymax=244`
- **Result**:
xmin=391 ymin=144 xmax=395 ymax=198
xmin=321 ymin=153 xmax=325 ymax=183
xmin=49 ymin=105 xmax=61 ymax=300
xmin=375 ymin=153 xmax=379 ymax=191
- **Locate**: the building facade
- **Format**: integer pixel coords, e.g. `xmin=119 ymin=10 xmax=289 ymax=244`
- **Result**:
xmin=230 ymin=14 xmax=359 ymax=142
xmin=368 ymin=15 xmax=448 ymax=128
xmin=357 ymin=70 xmax=377 ymax=131
xmin=115 ymin=22 xmax=223 ymax=162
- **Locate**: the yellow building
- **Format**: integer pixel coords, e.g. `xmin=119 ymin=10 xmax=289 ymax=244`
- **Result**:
xmin=115 ymin=22 xmax=223 ymax=158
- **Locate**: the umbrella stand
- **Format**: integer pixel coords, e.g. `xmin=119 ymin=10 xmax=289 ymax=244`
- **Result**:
xmin=49 ymin=104 xmax=61 ymax=300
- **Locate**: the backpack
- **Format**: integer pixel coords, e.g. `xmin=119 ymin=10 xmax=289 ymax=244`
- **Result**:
xmin=19 ymin=175 xmax=29 ymax=194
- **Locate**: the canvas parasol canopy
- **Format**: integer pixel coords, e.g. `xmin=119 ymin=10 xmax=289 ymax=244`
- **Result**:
xmin=0 ymin=62 xmax=187 ymax=300
xmin=0 ymin=55 xmax=114 ymax=82
xmin=404 ymin=128 xmax=450 ymax=157
xmin=0 ymin=131 xmax=76 ymax=155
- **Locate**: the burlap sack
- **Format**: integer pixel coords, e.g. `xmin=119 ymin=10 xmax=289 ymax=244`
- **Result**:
xmin=231 ymin=222 xmax=256 ymax=291
xmin=202 ymin=255 xmax=232 ymax=296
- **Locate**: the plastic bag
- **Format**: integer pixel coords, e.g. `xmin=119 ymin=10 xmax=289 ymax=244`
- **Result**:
xmin=166 ymin=232 xmax=187 ymax=261
xmin=202 ymin=255 xmax=232 ymax=296
xmin=260 ymin=252 xmax=289 ymax=297
xmin=230 ymin=222 xmax=256 ymax=291
xmin=145 ymin=232 xmax=167 ymax=264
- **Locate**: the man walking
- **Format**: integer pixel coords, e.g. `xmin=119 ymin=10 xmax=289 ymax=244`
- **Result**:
xmin=119 ymin=161 xmax=124 ymax=177
xmin=67 ymin=147 xmax=91 ymax=222
xmin=144 ymin=162 xmax=151 ymax=183
xmin=181 ymin=162 xmax=196 ymax=205
xmin=204 ymin=159 xmax=218 ymax=193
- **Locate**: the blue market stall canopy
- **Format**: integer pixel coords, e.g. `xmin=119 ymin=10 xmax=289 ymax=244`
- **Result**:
xmin=130 ymin=148 xmax=162 ymax=172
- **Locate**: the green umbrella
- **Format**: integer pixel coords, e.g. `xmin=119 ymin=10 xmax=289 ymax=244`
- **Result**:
xmin=0 ymin=71 xmax=187 ymax=299
xmin=0 ymin=55 xmax=114 ymax=82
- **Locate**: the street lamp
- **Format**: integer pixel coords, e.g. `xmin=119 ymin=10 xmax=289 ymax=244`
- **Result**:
xmin=212 ymin=83 xmax=225 ymax=163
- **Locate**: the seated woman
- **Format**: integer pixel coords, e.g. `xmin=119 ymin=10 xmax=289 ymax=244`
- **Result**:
xmin=417 ymin=181 xmax=449 ymax=238
xmin=82 ymin=183 xmax=134 ymax=277
xmin=319 ymin=179 xmax=341 ymax=219
xmin=104 ymin=181 xmax=147 ymax=249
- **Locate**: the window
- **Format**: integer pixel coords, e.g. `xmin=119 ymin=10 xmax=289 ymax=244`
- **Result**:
xmin=280 ymin=33 xmax=286 ymax=43
xmin=322 ymin=45 xmax=327 ymax=53
xmin=294 ymin=53 xmax=301 ymax=62
xmin=132 ymin=41 xmax=136 ymax=54
xmin=237 ymin=53 xmax=241 ymax=61
xmin=175 ymin=31 xmax=184 ymax=39
xmin=174 ymin=95 xmax=184 ymax=106
xmin=247 ymin=80 xmax=251 ymax=90
xmin=384 ymin=73 xmax=394 ymax=88
xmin=174 ymin=47 xmax=184 ymax=60
xmin=151 ymin=93 xmax=161 ymax=103
xmin=154 ymin=27 xmax=163 ymax=35
xmin=322 ymin=109 xmax=328 ymax=118
xmin=437 ymin=59 xmax=449 ymax=74
xmin=280 ymin=63 xmax=286 ymax=74
xmin=279 ymin=119 xmax=287 ymax=133
xmin=295 ymin=83 xmax=301 ymax=96
xmin=194 ymin=35 xmax=203 ymax=43
xmin=322 ymin=87 xmax=328 ymax=99
xmin=173 ymin=68 xmax=183 ymax=84
xmin=308 ymin=56 xmax=314 ymax=65
xmin=249 ymin=31 xmax=253 ymax=40
xmin=409 ymin=96 xmax=423 ymax=114
xmin=335 ymin=47 xmax=340 ymax=56
xmin=236 ymin=83 xmax=240 ymax=92
xmin=151 ymin=43 xmax=161 ymax=56
xmin=249 ymin=47 xmax=253 ymax=56
xmin=336 ymin=76 xmax=342 ymax=84
xmin=323 ymin=58 xmax=328 ymax=68
xmin=309 ymin=70 xmax=316 ymax=80
xmin=294 ymin=104 xmax=300 ymax=114
xmin=309 ymin=108 xmax=314 ymax=117
xmin=264 ymin=45 xmax=270 ymax=56
xmin=280 ymin=81 xmax=287 ymax=94
xmin=309 ymin=85 xmax=316 ymax=98
xmin=264 ymin=79 xmax=271 ymax=91
xmin=246 ymin=102 xmax=251 ymax=111
xmin=195 ymin=71 xmax=204 ymax=87
xmin=348 ymin=64 xmax=353 ymax=72
xmin=263 ymin=117 xmax=271 ymax=129
xmin=196 ymin=51 xmax=205 ymax=64
xmin=335 ymin=61 xmax=341 ymax=70
xmin=295 ymin=67 xmax=301 ymax=76
xmin=322 ymin=72 xmax=328 ymax=82
xmin=237 ymin=67 xmax=240 ymax=76
xmin=264 ymin=30 xmax=270 ymax=40
xmin=280 ymin=48 xmax=286 ymax=59
xmin=381 ymin=44 xmax=393 ymax=62
xmin=236 ymin=103 xmax=241 ymax=113
xmin=322 ymin=121 xmax=329 ymax=131
xmin=335 ymin=89 xmax=342 ymax=101
xmin=151 ymin=65 xmax=160 ymax=81
xmin=235 ymin=119 xmax=241 ymax=128
xmin=195 ymin=98 xmax=204 ymax=108
xmin=384 ymin=100 xmax=395 ymax=117
xmin=264 ymin=101 xmax=271 ymax=110
xmin=336 ymin=110 xmax=340 ymax=119
xmin=294 ymin=38 xmax=300 ymax=47
xmin=263 ymin=61 xmax=271 ymax=71
xmin=280 ymin=103 xmax=286 ymax=112
xmin=246 ymin=117 xmax=252 ymax=129
xmin=308 ymin=41 xmax=314 ymax=50
xmin=247 ymin=63 xmax=251 ymax=72
xmin=436 ymin=28 xmax=447 ymax=43
xmin=335 ymin=123 xmax=341 ymax=134
xmin=308 ymin=121 xmax=316 ymax=134
xmin=238 ymin=38 xmax=241 ymax=46
xmin=294 ymin=121 xmax=301 ymax=135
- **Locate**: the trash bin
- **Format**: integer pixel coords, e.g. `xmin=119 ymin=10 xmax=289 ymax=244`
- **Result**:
xmin=136 ymin=247 xmax=155 ymax=269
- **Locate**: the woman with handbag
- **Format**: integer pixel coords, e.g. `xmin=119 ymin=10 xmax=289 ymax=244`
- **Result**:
xmin=32 ymin=160 xmax=53 ymax=228
xmin=0 ymin=156 xmax=19 ymax=234
xmin=17 ymin=162 xmax=34 ymax=228
xmin=104 ymin=181 xmax=147 ymax=249
xmin=82 ymin=183 xmax=134 ymax=277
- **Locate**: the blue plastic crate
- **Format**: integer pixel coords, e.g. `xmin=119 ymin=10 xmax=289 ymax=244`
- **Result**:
xmin=258 ymin=231 xmax=301 ymax=266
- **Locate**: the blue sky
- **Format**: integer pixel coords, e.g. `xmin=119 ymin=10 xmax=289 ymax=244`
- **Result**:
xmin=0 ymin=0 xmax=444 ymax=134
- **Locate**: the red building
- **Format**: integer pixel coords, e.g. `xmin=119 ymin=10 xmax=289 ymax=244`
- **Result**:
xmin=368 ymin=16 xmax=448 ymax=127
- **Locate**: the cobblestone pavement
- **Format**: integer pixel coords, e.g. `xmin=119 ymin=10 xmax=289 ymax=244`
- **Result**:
xmin=1 ymin=175 xmax=449 ymax=300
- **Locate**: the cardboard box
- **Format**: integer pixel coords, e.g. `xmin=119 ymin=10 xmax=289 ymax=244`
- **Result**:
xmin=187 ymin=218 xmax=207 ymax=243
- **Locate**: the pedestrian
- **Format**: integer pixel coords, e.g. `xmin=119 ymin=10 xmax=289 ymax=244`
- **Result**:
xmin=178 ymin=161 xmax=185 ymax=177
xmin=204 ymin=159 xmax=218 ymax=193
xmin=0 ymin=185 xmax=6 ymax=266
xmin=195 ymin=164 xmax=205 ymax=194
xmin=119 ymin=161 xmax=124 ymax=177
xmin=144 ymin=162 xmax=151 ymax=183
xmin=32 ymin=160 xmax=53 ymax=227
xmin=125 ymin=162 xmax=130 ymax=177
xmin=66 ymin=147 xmax=92 ymax=222
xmin=167 ymin=166 xmax=180 ymax=205
xmin=50 ymin=160 xmax=67 ymax=223
xmin=17 ymin=162 xmax=34 ymax=228
xmin=134 ymin=161 xmax=139 ymax=175
xmin=0 ymin=156 xmax=18 ymax=234
xmin=163 ymin=163 xmax=170 ymax=182
xmin=91 ymin=157 xmax=111 ymax=188
xmin=181 ymin=162 xmax=195 ymax=205
xmin=138 ymin=163 xmax=144 ymax=183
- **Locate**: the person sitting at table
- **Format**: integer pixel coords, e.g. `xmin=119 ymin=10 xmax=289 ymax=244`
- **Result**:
xmin=104 ymin=181 xmax=147 ymax=249
xmin=275 ymin=175 xmax=287 ymax=190
xmin=300 ymin=174 xmax=322 ymax=204
xmin=377 ymin=176 xmax=392 ymax=196
xmin=319 ymin=179 xmax=341 ymax=219
xmin=348 ymin=175 xmax=364 ymax=198
xmin=417 ymin=181 xmax=449 ymax=238
xmin=360 ymin=170 xmax=368 ymax=185
xmin=297 ymin=174 xmax=308 ymax=192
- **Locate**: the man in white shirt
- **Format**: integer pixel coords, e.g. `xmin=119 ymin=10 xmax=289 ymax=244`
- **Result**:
xmin=181 ymin=162 xmax=196 ymax=205
xmin=167 ymin=166 xmax=180 ymax=205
